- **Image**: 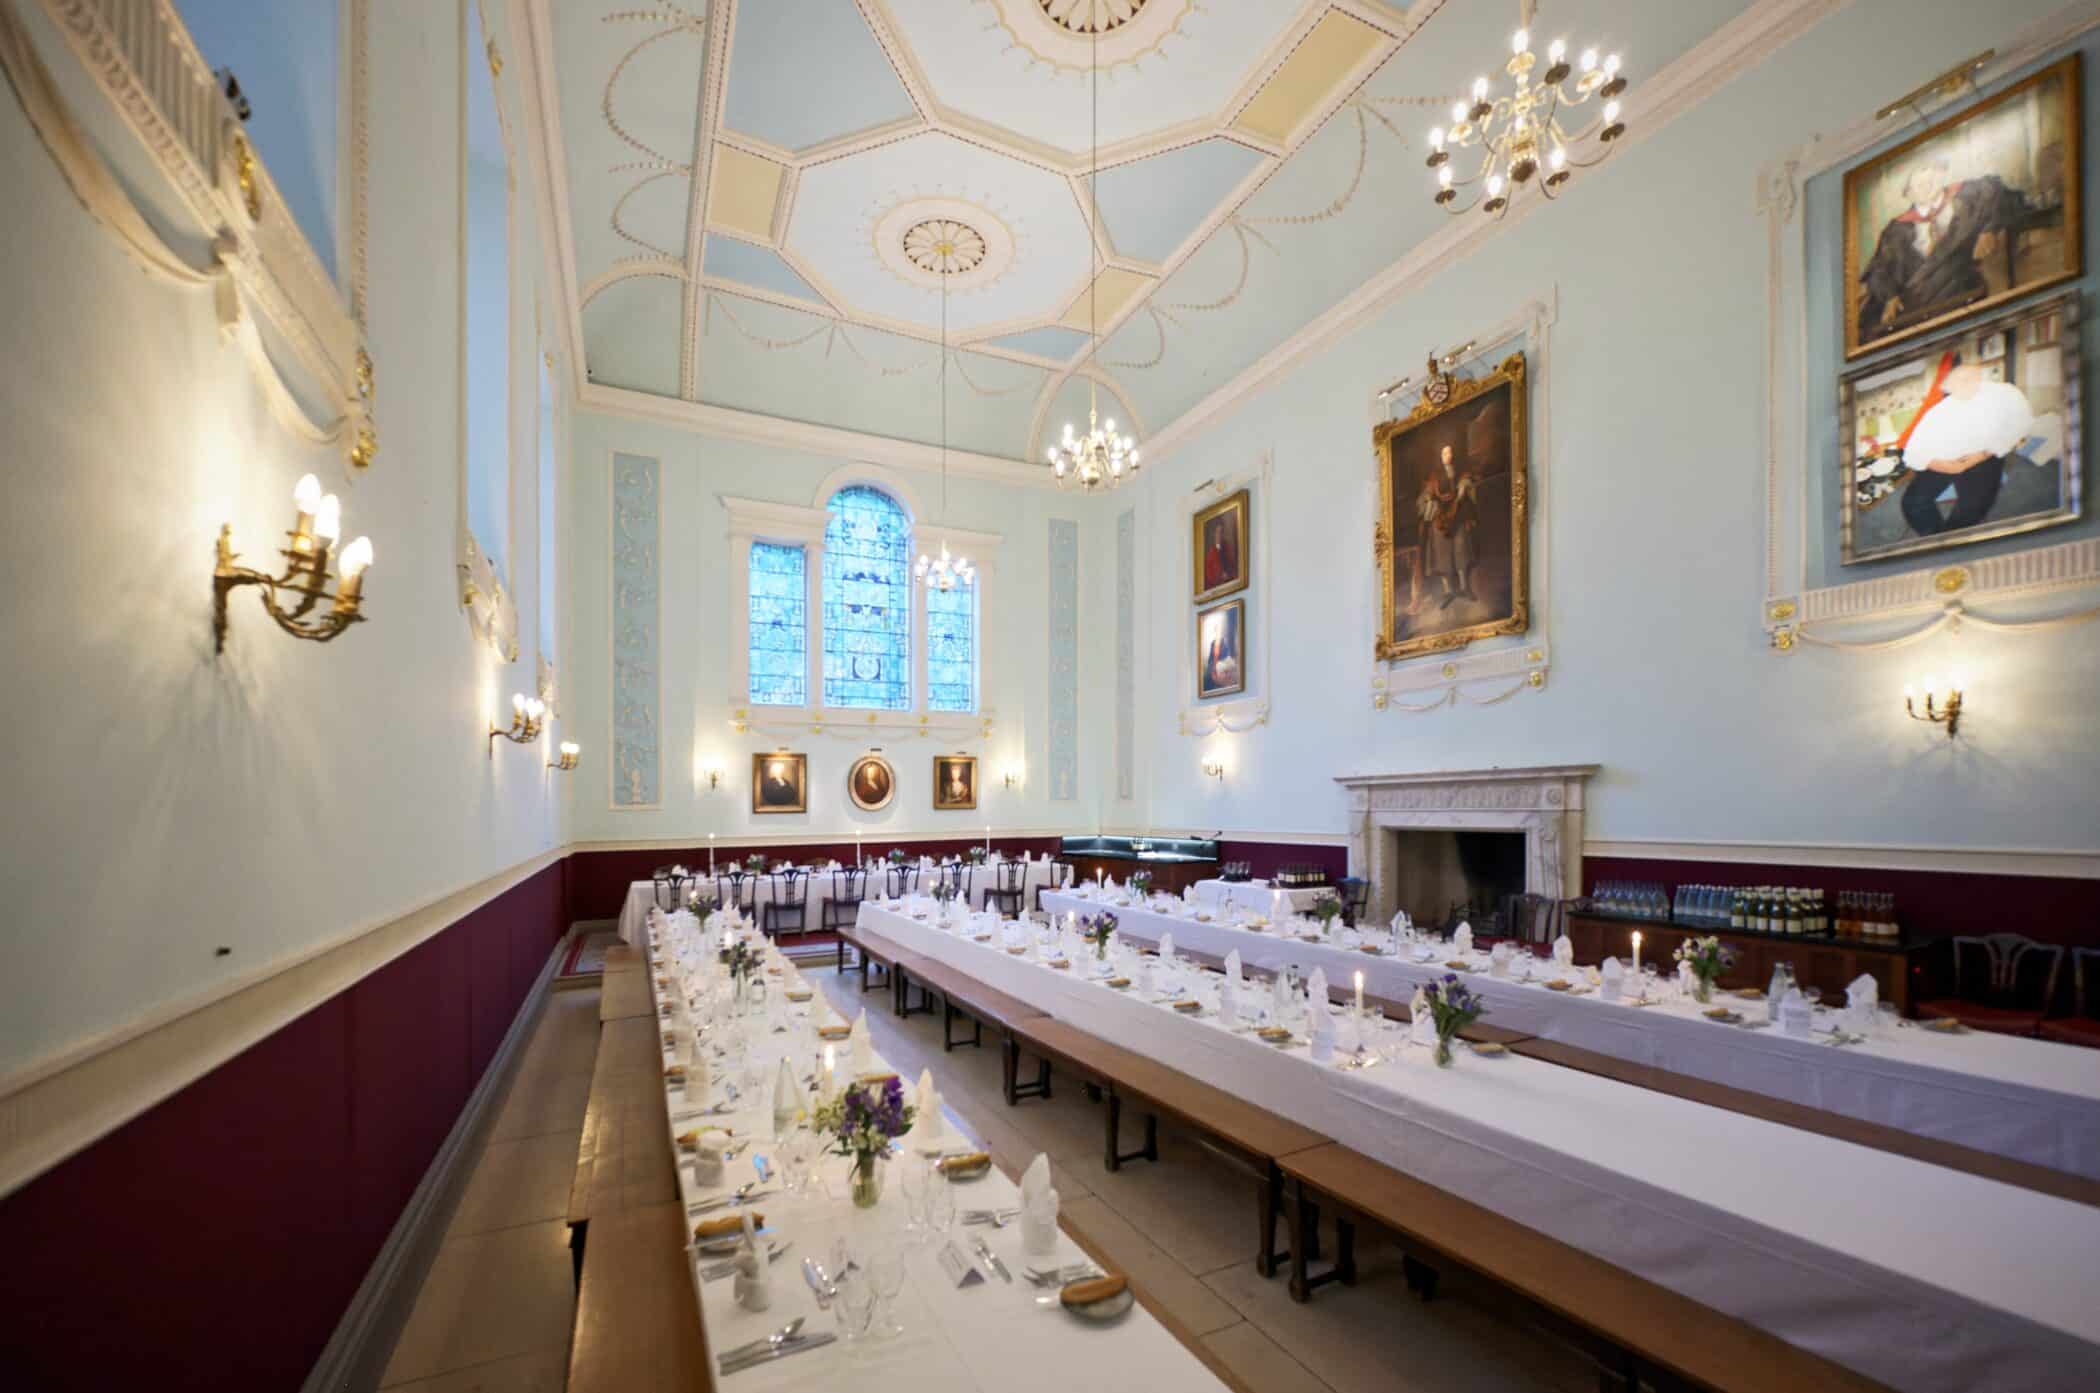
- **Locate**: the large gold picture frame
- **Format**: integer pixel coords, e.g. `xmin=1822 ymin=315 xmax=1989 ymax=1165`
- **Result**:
xmin=752 ymin=751 xmax=807 ymax=814
xmin=933 ymin=754 xmax=978 ymax=811
xmin=1373 ymin=352 xmax=1530 ymax=663
xmin=1191 ymin=488 xmax=1250 ymax=604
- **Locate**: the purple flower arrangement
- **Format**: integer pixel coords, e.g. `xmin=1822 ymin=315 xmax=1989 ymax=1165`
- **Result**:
xmin=1083 ymin=911 xmax=1119 ymax=958
xmin=813 ymin=1074 xmax=916 ymax=1162
xmin=1427 ymin=973 xmax=1486 ymax=1065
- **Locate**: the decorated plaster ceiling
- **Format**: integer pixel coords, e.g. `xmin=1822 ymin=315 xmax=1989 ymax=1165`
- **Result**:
xmin=532 ymin=0 xmax=1760 ymax=465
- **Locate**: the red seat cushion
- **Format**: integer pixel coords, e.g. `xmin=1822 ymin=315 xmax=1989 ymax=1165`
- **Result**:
xmin=1914 ymin=998 xmax=2045 ymax=1036
xmin=2038 ymin=1017 xmax=2100 ymax=1048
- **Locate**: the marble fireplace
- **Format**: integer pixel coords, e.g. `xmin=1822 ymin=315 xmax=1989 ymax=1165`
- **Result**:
xmin=1334 ymin=765 xmax=1599 ymax=928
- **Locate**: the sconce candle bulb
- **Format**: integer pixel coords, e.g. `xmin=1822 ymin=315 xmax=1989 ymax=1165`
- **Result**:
xmin=491 ymin=692 xmax=547 ymax=754
xmin=1904 ymin=673 xmax=1965 ymax=738
xmin=551 ymin=740 xmax=581 ymax=772
xmin=213 ymin=481 xmax=373 ymax=652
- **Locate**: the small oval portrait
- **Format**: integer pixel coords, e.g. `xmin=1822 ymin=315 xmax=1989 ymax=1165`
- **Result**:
xmin=848 ymin=754 xmax=896 ymax=812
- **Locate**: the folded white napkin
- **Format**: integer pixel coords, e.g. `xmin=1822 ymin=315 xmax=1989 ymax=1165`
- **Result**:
xmin=1218 ymin=980 xmax=1240 ymax=1031
xmin=1453 ymin=923 xmax=1474 ymax=955
xmin=1271 ymin=968 xmax=1291 ymax=1022
xmin=915 ymin=1067 xmax=945 ymax=1144
xmin=849 ymin=1009 xmax=872 ymax=1072
xmin=1599 ymin=956 xmax=1624 ymax=1002
xmin=1552 ymin=933 xmax=1574 ymax=967
xmin=1409 ymin=986 xmax=1435 ymax=1046
xmin=733 ymin=1209 xmax=773 ymax=1312
xmin=1159 ymin=931 xmax=1175 ymax=963
xmin=1390 ymin=909 xmax=1411 ymax=935
xmin=772 ymin=1057 xmax=798 ymax=1136
xmin=1021 ymin=1152 xmax=1060 ymax=1257
xmin=1847 ymin=973 xmax=1878 ymax=1010
xmin=1225 ymin=949 xmax=1243 ymax=989
xmin=1309 ymin=999 xmax=1337 ymax=1063
xmin=1308 ymin=967 xmax=1329 ymax=1011
xmin=1779 ymin=986 xmax=1814 ymax=1038
xmin=1489 ymin=943 xmax=1513 ymax=979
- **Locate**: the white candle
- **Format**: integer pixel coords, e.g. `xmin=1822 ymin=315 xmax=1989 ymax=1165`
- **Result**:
xmin=822 ymin=1044 xmax=836 ymax=1099
xmin=709 ymin=833 xmax=716 ymax=877
xmin=1354 ymin=970 xmax=1365 ymax=1016
xmin=1631 ymin=931 xmax=1642 ymax=978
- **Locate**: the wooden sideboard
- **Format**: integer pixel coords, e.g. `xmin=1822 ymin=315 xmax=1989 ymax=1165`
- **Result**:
xmin=1562 ymin=912 xmax=1925 ymax=1015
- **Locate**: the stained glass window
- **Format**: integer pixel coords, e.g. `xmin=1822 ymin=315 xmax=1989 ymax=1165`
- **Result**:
xmin=927 ymin=582 xmax=976 ymax=713
xmin=822 ymin=486 xmax=911 ymax=710
xmin=748 ymin=542 xmax=806 ymax=706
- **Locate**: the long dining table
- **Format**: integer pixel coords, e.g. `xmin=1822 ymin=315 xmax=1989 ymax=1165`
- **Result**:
xmin=863 ymin=897 xmax=2100 ymax=1393
xmin=1040 ymin=889 xmax=2100 ymax=1184
xmin=635 ymin=908 xmax=1233 ymax=1393
xmin=618 ymin=861 xmax=1069 ymax=944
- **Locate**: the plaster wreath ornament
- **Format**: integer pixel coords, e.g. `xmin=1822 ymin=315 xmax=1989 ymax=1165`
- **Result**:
xmin=814 ymin=1075 xmax=915 ymax=1209
xmin=1038 ymin=0 xmax=1148 ymax=34
xmin=1427 ymin=974 xmax=1486 ymax=1068
xmin=1674 ymin=936 xmax=1738 ymax=1005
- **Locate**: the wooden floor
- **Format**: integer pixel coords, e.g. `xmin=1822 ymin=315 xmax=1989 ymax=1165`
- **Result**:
xmin=375 ymin=962 xmax=1608 ymax=1393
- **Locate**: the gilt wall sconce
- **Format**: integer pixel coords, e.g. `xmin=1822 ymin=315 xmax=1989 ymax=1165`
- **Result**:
xmin=213 ymin=473 xmax=373 ymax=652
xmin=1201 ymin=757 xmax=1227 ymax=781
xmin=549 ymin=741 xmax=581 ymax=771
xmin=490 ymin=694 xmax=545 ymax=755
xmin=703 ymin=763 xmax=725 ymax=790
xmin=1001 ymin=764 xmax=1024 ymax=791
xmin=1904 ymin=674 xmax=1964 ymax=739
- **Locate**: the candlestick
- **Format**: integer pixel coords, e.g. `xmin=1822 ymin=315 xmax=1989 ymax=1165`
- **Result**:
xmin=709 ymin=833 xmax=716 ymax=877
xmin=1631 ymin=931 xmax=1642 ymax=979
xmin=822 ymin=1044 xmax=836 ymax=1100
xmin=985 ymin=825 xmax=992 ymax=856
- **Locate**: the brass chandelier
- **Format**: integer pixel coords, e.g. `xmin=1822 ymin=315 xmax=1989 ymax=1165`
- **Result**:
xmin=915 ymin=235 xmax=974 ymax=592
xmin=1424 ymin=0 xmax=1627 ymax=217
xmin=1048 ymin=13 xmax=1138 ymax=492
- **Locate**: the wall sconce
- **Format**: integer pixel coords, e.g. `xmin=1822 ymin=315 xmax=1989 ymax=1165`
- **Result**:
xmin=1001 ymin=764 xmax=1024 ymax=790
xmin=490 ymin=693 xmax=546 ymax=754
xmin=213 ymin=473 xmax=373 ymax=652
xmin=703 ymin=763 xmax=724 ymax=790
xmin=1201 ymin=757 xmax=1227 ymax=781
xmin=1904 ymin=673 xmax=1964 ymax=738
xmin=549 ymin=741 xmax=581 ymax=771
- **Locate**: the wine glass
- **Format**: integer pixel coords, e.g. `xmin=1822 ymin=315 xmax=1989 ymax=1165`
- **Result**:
xmin=898 ymin=1154 xmax=930 ymax=1247
xmin=922 ymin=1168 xmax=956 ymax=1240
xmin=832 ymin=1266 xmax=878 ymax=1343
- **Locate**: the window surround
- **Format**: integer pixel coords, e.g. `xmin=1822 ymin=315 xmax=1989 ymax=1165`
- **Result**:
xmin=723 ymin=467 xmax=1000 ymax=737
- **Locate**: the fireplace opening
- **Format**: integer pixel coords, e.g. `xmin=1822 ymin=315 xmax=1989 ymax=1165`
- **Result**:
xmin=1386 ymin=829 xmax=1527 ymax=930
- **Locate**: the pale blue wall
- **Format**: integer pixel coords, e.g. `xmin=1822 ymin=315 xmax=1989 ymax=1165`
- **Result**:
xmin=177 ymin=0 xmax=340 ymax=280
xmin=1132 ymin=0 xmax=2100 ymax=856
xmin=564 ymin=410 xmax=1115 ymax=844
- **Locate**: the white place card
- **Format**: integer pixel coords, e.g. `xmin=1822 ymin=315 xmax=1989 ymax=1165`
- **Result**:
xmin=936 ymin=1239 xmax=986 ymax=1288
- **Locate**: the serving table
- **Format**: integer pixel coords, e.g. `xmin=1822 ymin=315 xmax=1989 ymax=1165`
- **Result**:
xmin=868 ymin=899 xmax=2100 ymax=1393
xmin=633 ymin=910 xmax=1233 ymax=1393
xmin=1043 ymin=891 xmax=2100 ymax=1184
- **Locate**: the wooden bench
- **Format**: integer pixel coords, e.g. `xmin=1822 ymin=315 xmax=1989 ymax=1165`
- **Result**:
xmin=889 ymin=956 xmax=1056 ymax=1105
xmin=598 ymin=962 xmax=654 ymax=1022
xmin=1024 ymin=1018 xmax=1329 ymax=1279
xmin=567 ymin=1014 xmax=682 ymax=1279
xmin=567 ymin=1200 xmax=711 ymax=1393
xmin=1278 ymin=1142 xmax=1893 ymax=1393
xmin=834 ymin=922 xmax=908 ymax=1002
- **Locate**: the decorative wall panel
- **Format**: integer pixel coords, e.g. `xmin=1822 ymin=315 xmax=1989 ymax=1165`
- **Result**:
xmin=610 ymin=452 xmax=661 ymax=808
xmin=1116 ymin=508 xmax=1135 ymax=801
xmin=1048 ymin=518 xmax=1079 ymax=800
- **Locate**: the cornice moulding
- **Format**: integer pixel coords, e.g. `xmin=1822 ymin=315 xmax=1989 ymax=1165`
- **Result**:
xmin=1141 ymin=0 xmax=1846 ymax=464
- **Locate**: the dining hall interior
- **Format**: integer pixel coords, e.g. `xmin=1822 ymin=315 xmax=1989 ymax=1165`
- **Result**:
xmin=4 ymin=1 xmax=2100 ymax=1390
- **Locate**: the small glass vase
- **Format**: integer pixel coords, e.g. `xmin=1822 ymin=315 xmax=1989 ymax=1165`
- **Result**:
xmin=1693 ymin=975 xmax=1715 ymax=1004
xmin=851 ymin=1151 xmax=885 ymax=1209
xmin=1433 ymin=1033 xmax=1455 ymax=1068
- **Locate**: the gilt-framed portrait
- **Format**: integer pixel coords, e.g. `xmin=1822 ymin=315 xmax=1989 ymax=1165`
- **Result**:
xmin=1196 ymin=599 xmax=1246 ymax=700
xmin=1192 ymin=488 xmax=1250 ymax=603
xmin=847 ymin=753 xmax=895 ymax=812
xmin=752 ymin=751 xmax=807 ymax=814
xmin=933 ymin=755 xmax=977 ymax=811
xmin=1373 ymin=352 xmax=1529 ymax=662
xmin=1839 ymin=291 xmax=2081 ymax=564
xmin=1844 ymin=54 xmax=2081 ymax=360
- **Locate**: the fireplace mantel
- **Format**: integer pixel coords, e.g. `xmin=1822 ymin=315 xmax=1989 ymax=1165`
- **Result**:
xmin=1334 ymin=765 xmax=1599 ymax=924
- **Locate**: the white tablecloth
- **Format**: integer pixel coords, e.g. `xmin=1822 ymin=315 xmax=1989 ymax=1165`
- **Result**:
xmin=1045 ymin=891 xmax=2100 ymax=1184
xmin=868 ymin=900 xmax=2100 ymax=1393
xmin=637 ymin=916 xmax=1228 ymax=1393
xmin=617 ymin=862 xmax=1069 ymax=944
xmin=1189 ymin=879 xmax=1327 ymax=916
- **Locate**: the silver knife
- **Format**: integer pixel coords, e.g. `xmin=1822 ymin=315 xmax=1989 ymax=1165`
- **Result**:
xmin=973 ymin=1235 xmax=1012 ymax=1283
xmin=720 ymin=1332 xmax=837 ymax=1375
xmin=699 ymin=1241 xmax=789 ymax=1282
xmin=802 ymin=1256 xmax=834 ymax=1310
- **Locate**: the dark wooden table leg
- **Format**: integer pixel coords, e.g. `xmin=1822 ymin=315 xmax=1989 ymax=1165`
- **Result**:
xmin=1287 ymin=1178 xmax=1312 ymax=1303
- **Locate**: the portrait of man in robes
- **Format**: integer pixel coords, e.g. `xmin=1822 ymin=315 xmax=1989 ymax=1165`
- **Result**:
xmin=1373 ymin=354 xmax=1530 ymax=663
xmin=1196 ymin=600 xmax=1245 ymax=700
xmin=1191 ymin=488 xmax=1250 ymax=603
xmin=752 ymin=753 xmax=807 ymax=814
xmin=1845 ymin=57 xmax=2078 ymax=358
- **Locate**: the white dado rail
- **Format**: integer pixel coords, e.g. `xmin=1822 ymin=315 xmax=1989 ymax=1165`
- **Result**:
xmin=1336 ymin=764 xmax=1599 ymax=926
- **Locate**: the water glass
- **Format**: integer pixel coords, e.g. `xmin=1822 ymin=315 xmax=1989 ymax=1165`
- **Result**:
xmin=898 ymin=1155 xmax=930 ymax=1245
xmin=865 ymin=1241 xmax=908 ymax=1339
xmin=832 ymin=1266 xmax=879 ymax=1342
xmin=922 ymin=1169 xmax=957 ymax=1238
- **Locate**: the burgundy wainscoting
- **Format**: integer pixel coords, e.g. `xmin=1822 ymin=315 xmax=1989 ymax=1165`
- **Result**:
xmin=1216 ymin=840 xmax=1350 ymax=883
xmin=566 ymin=836 xmax=1063 ymax=922
xmin=1582 ymin=855 xmax=2100 ymax=948
xmin=0 ymin=860 xmax=568 ymax=1393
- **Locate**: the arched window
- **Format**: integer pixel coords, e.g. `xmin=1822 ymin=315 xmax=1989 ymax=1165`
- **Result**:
xmin=747 ymin=542 xmax=807 ymax=706
xmin=822 ymin=486 xmax=911 ymax=710
xmin=926 ymin=583 xmax=976 ymax=713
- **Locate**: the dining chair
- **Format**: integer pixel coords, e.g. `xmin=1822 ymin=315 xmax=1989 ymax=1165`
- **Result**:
xmin=823 ymin=867 xmax=867 ymax=936
xmin=1500 ymin=892 xmax=1560 ymax=946
xmin=2039 ymin=946 xmax=2100 ymax=1049
xmin=763 ymin=869 xmax=809 ymax=939
xmin=886 ymin=863 xmax=919 ymax=898
xmin=984 ymin=859 xmax=1028 ymax=917
xmin=1336 ymin=877 xmax=1370 ymax=928
xmin=1033 ymin=861 xmax=1073 ymax=916
xmin=651 ymin=867 xmax=679 ymax=912
xmin=1915 ymin=933 xmax=2065 ymax=1036
xmin=718 ymin=871 xmax=756 ymax=918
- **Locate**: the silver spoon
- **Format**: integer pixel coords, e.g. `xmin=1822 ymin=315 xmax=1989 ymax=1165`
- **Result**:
xmin=722 ymin=1316 xmax=804 ymax=1361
